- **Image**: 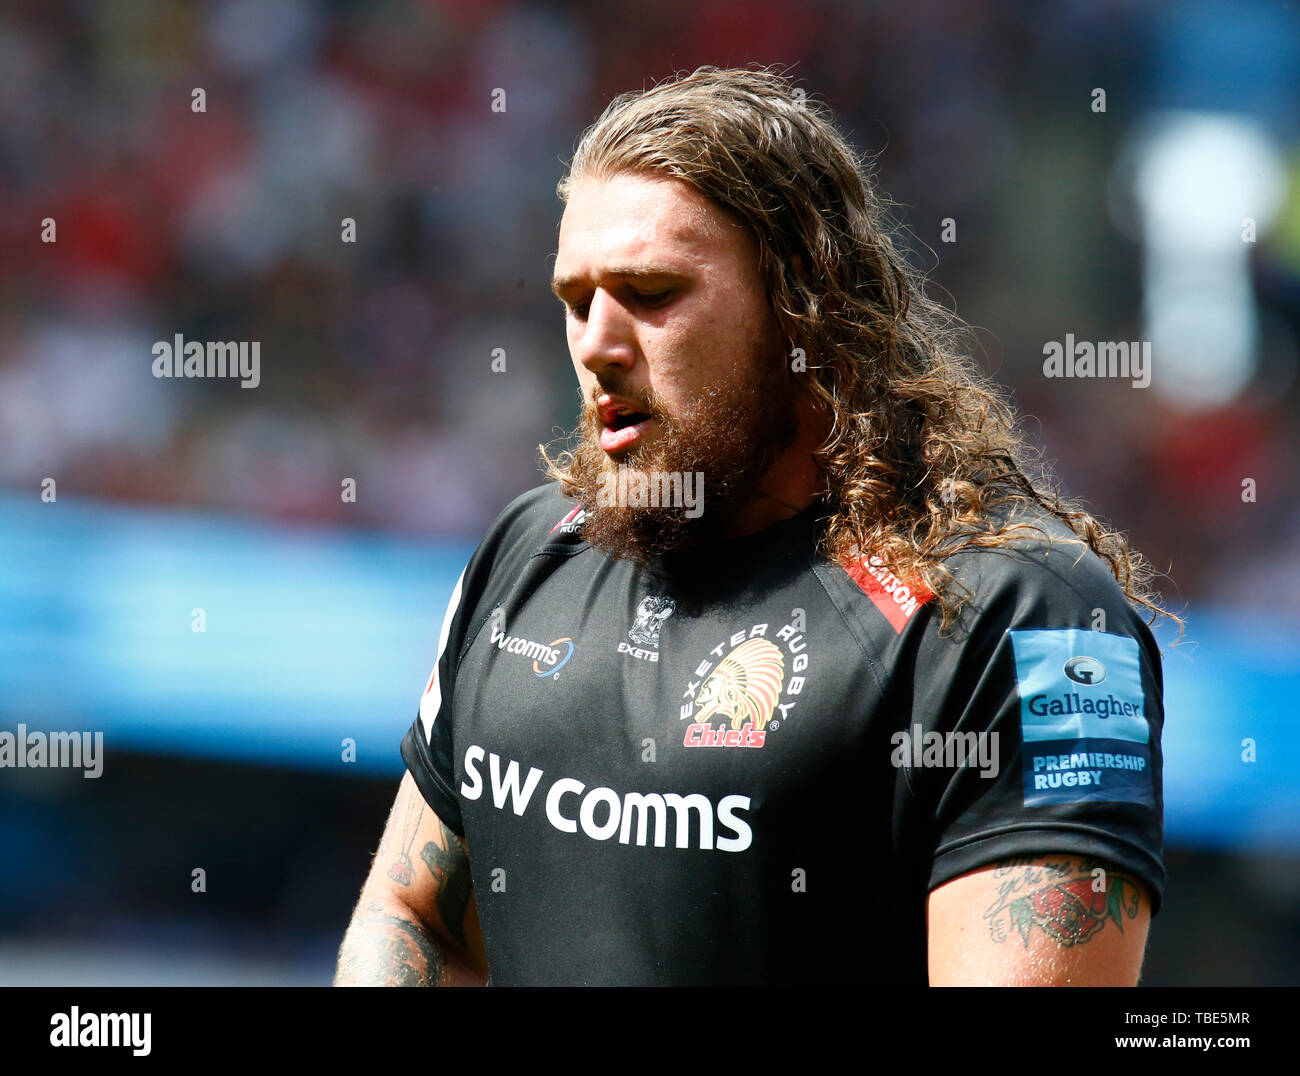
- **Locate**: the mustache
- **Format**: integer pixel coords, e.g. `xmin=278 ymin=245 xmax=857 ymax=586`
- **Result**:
xmin=584 ymin=382 xmax=665 ymax=420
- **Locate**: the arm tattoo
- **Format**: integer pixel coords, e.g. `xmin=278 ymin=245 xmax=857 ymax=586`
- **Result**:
xmin=334 ymin=900 xmax=446 ymax=986
xmin=420 ymin=820 xmax=473 ymax=948
xmin=386 ymin=801 xmax=424 ymax=886
xmin=982 ymin=857 xmax=1141 ymax=948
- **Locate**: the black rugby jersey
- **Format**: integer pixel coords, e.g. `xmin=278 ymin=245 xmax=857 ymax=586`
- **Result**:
xmin=400 ymin=482 xmax=1165 ymax=985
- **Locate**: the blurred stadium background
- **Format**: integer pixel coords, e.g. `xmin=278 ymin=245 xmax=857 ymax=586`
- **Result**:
xmin=1 ymin=0 xmax=1298 ymax=985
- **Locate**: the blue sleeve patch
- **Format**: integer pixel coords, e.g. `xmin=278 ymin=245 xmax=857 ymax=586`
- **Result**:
xmin=1009 ymin=628 xmax=1153 ymax=807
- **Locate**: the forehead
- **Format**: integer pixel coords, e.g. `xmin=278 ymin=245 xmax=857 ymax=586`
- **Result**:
xmin=555 ymin=172 xmax=747 ymax=274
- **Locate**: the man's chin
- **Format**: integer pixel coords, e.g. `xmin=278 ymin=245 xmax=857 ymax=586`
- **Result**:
xmin=578 ymin=499 xmax=718 ymax=565
xmin=566 ymin=367 xmax=799 ymax=561
xmin=577 ymin=454 xmax=709 ymax=564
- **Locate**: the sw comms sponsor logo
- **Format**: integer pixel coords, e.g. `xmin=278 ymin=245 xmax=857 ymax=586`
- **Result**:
xmin=489 ymin=627 xmax=574 ymax=679
xmin=679 ymin=616 xmax=812 ymax=749
xmin=460 ymin=745 xmax=752 ymax=852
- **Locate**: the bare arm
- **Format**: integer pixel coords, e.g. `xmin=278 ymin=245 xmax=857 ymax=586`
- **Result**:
xmin=335 ymin=771 xmax=488 ymax=986
xmin=927 ymin=853 xmax=1151 ymax=986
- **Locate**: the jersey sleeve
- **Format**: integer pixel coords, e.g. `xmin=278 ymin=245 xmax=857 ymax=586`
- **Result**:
xmin=905 ymin=536 xmax=1167 ymax=913
xmin=400 ymin=566 xmax=470 ymax=836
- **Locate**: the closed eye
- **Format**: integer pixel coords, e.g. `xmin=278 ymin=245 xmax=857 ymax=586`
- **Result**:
xmin=564 ymin=289 xmax=672 ymax=320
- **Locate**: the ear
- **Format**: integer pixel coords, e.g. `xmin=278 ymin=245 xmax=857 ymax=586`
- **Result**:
xmin=789 ymin=252 xmax=808 ymax=287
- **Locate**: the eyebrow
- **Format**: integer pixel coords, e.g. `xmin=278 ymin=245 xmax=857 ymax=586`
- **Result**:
xmin=550 ymin=265 xmax=687 ymax=299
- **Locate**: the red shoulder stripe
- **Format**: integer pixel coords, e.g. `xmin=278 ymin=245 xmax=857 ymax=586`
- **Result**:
xmin=842 ymin=555 xmax=932 ymax=633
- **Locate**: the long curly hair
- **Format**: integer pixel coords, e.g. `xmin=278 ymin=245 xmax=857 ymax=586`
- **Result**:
xmin=545 ymin=65 xmax=1180 ymax=637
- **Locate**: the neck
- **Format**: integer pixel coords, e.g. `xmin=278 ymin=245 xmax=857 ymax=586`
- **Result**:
xmin=724 ymin=395 xmax=828 ymax=538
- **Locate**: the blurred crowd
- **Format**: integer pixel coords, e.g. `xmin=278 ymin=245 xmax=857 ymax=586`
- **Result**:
xmin=1 ymin=0 xmax=1298 ymax=612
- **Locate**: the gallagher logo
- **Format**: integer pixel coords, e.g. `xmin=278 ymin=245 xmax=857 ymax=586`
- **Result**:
xmin=1064 ymin=655 xmax=1106 ymax=686
xmin=679 ymin=618 xmax=813 ymax=749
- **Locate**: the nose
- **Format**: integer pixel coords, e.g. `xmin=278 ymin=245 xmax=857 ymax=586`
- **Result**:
xmin=571 ymin=288 xmax=637 ymax=376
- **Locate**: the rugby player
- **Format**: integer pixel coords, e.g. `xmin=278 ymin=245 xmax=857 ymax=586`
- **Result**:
xmin=335 ymin=66 xmax=1176 ymax=987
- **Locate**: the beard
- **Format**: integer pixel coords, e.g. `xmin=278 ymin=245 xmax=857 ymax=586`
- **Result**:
xmin=563 ymin=350 xmax=801 ymax=565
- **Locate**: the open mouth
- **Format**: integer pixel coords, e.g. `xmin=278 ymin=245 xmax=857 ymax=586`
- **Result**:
xmin=599 ymin=407 xmax=656 ymax=454
xmin=608 ymin=409 xmax=653 ymax=431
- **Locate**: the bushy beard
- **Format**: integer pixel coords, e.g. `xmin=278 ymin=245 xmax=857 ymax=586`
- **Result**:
xmin=564 ymin=356 xmax=801 ymax=564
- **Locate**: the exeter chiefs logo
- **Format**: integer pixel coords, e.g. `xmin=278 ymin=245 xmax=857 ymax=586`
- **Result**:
xmin=694 ymin=639 xmax=785 ymax=730
xmin=680 ymin=619 xmax=812 ymax=749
